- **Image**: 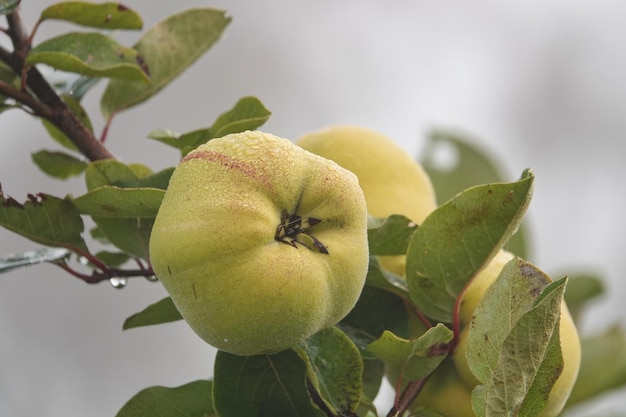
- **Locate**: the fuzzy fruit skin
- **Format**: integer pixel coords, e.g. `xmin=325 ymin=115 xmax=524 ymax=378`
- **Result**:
xmin=149 ymin=131 xmax=369 ymax=356
xmin=297 ymin=125 xmax=437 ymax=276
xmin=453 ymin=250 xmax=582 ymax=417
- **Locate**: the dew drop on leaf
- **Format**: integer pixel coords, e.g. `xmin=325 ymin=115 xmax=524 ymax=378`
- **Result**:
xmin=109 ymin=277 xmax=128 ymax=289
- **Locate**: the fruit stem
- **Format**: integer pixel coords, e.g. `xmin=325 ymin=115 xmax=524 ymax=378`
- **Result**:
xmin=387 ymin=376 xmax=429 ymax=417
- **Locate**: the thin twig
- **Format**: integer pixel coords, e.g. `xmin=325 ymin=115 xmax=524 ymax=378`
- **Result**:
xmin=2 ymin=9 xmax=115 ymax=161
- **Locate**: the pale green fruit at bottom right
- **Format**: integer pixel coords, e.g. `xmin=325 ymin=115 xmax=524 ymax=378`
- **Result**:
xmin=452 ymin=250 xmax=582 ymax=416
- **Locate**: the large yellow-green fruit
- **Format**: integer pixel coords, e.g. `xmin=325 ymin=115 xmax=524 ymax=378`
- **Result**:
xmin=297 ymin=125 xmax=437 ymax=276
xmin=149 ymin=130 xmax=369 ymax=355
xmin=452 ymin=250 xmax=582 ymax=416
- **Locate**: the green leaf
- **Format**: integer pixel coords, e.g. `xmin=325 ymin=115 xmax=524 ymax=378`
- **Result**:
xmin=94 ymin=250 xmax=130 ymax=267
xmin=84 ymin=159 xmax=143 ymax=191
xmin=115 ymin=167 xmax=174 ymax=190
xmin=0 ymin=0 xmax=19 ymax=15
xmin=566 ymin=326 xmax=626 ymax=407
xmin=41 ymin=94 xmax=92 ymax=151
xmin=467 ymin=259 xmax=566 ymax=416
xmin=0 ymin=187 xmax=87 ymax=252
xmin=147 ymin=96 xmax=272 ymax=155
xmin=81 ymin=161 xmax=156 ymax=259
xmin=367 ymin=214 xmax=418 ymax=256
xmin=364 ymin=257 xmax=409 ymax=299
xmin=563 ymin=273 xmax=605 ymax=324
xmin=213 ymin=349 xmax=324 ymax=417
xmin=422 ymin=131 xmax=506 ymax=204
xmin=71 ymin=186 xmax=164 ymax=218
xmin=90 ymin=217 xmax=153 ymax=260
xmin=0 ymin=247 xmax=70 ymax=274
xmin=206 ymin=96 xmax=272 ymax=142
xmin=123 ymin=297 xmax=182 ymax=330
xmin=361 ymin=358 xmax=385 ymax=401
xmin=101 ymin=8 xmax=231 ymax=117
xmin=367 ymin=324 xmax=453 ymax=385
xmin=115 ymin=380 xmax=215 ymax=417
xmin=406 ymin=170 xmax=534 ymax=323
xmin=295 ymin=327 xmax=364 ymax=416
xmin=31 ymin=150 xmax=87 ymax=179
xmin=421 ymin=130 xmax=531 ymax=259
xmin=339 ymin=285 xmax=410 ymax=356
xmin=41 ymin=2 xmax=143 ymax=30
xmin=355 ymin=395 xmax=379 ymax=417
xmin=67 ymin=75 xmax=100 ymax=101
xmin=0 ymin=60 xmax=19 ymax=103
xmin=27 ymin=32 xmax=150 ymax=82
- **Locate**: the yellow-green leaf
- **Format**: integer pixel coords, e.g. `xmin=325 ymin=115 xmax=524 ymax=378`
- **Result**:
xmin=31 ymin=150 xmax=87 ymax=179
xmin=71 ymin=186 xmax=164 ymax=218
xmin=406 ymin=170 xmax=534 ymax=323
xmin=0 ymin=187 xmax=87 ymax=252
xmin=27 ymin=32 xmax=150 ymax=82
xmin=101 ymin=8 xmax=231 ymax=117
xmin=123 ymin=297 xmax=182 ymax=330
xmin=40 ymin=2 xmax=143 ymax=30
xmin=116 ymin=380 xmax=216 ymax=417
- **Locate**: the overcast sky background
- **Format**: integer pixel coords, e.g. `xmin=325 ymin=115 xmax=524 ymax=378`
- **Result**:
xmin=1 ymin=1 xmax=625 ymax=416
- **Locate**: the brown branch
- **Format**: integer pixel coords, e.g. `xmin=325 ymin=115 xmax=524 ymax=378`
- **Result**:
xmin=2 ymin=8 xmax=115 ymax=161
xmin=0 ymin=79 xmax=52 ymax=117
xmin=387 ymin=377 xmax=429 ymax=417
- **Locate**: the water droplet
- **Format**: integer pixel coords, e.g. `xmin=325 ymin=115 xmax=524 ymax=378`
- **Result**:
xmin=145 ymin=274 xmax=159 ymax=282
xmin=78 ymin=256 xmax=89 ymax=266
xmin=109 ymin=277 xmax=127 ymax=289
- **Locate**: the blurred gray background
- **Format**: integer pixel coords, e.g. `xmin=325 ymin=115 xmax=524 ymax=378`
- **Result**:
xmin=1 ymin=1 xmax=625 ymax=416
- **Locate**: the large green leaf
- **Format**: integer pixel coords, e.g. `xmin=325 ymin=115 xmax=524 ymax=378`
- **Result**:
xmin=116 ymin=380 xmax=215 ymax=417
xmin=0 ymin=187 xmax=87 ymax=252
xmin=40 ymin=2 xmax=143 ymax=30
xmin=213 ymin=349 xmax=324 ymax=417
xmin=27 ymin=33 xmax=150 ymax=82
xmin=367 ymin=214 xmax=418 ymax=256
xmin=123 ymin=297 xmax=182 ymax=330
xmin=361 ymin=358 xmax=385 ymax=402
xmin=147 ymin=96 xmax=271 ymax=155
xmin=421 ymin=131 xmax=531 ymax=259
xmin=71 ymin=186 xmax=164 ymax=218
xmin=467 ymin=259 xmax=566 ymax=416
xmin=422 ymin=131 xmax=506 ymax=204
xmin=364 ymin=257 xmax=409 ymax=300
xmin=91 ymin=217 xmax=153 ymax=260
xmin=295 ymin=327 xmax=363 ymax=416
xmin=101 ymin=8 xmax=231 ymax=117
xmin=406 ymin=170 xmax=534 ymax=323
xmin=81 ymin=160 xmax=157 ymax=259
